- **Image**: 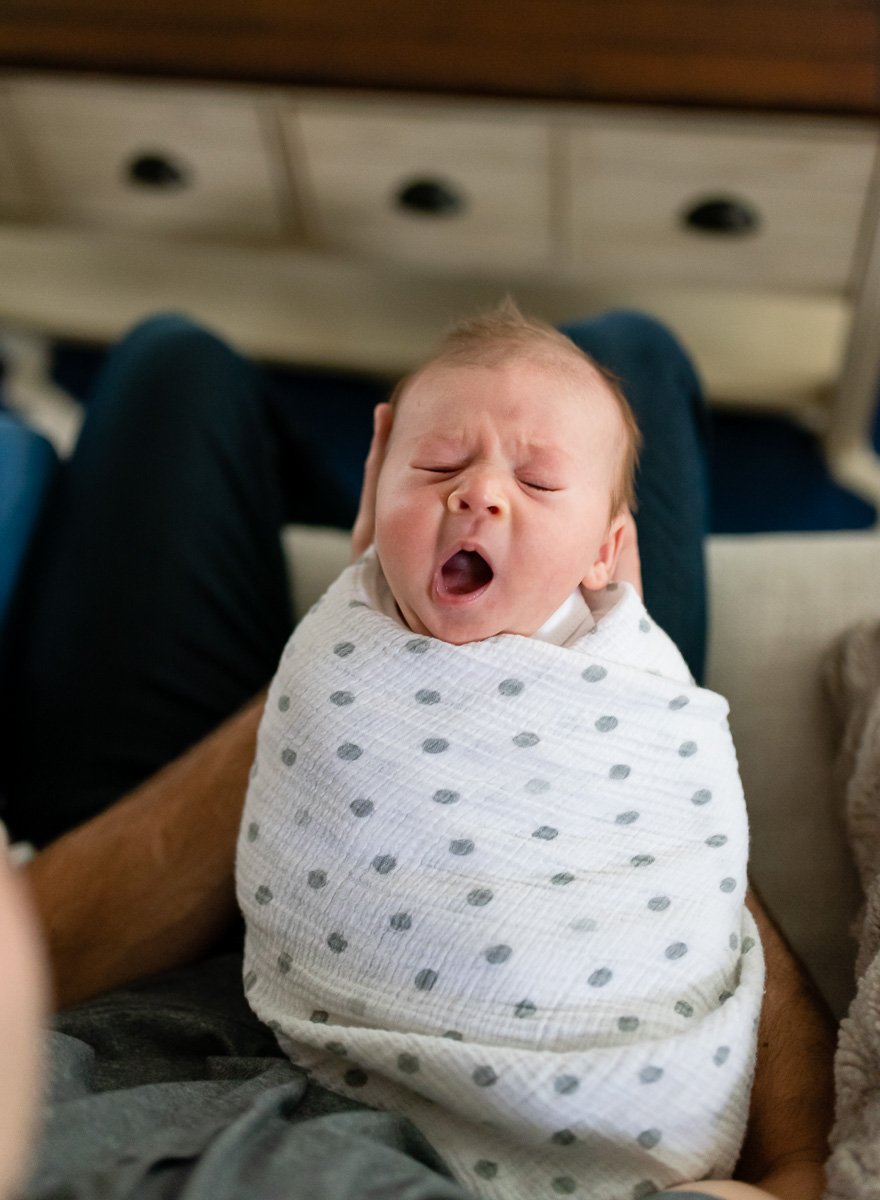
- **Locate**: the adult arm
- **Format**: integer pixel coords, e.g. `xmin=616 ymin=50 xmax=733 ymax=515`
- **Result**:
xmin=23 ymin=691 xmax=265 ymax=1011
xmin=669 ymin=886 xmax=836 ymax=1200
xmin=735 ymin=883 xmax=836 ymax=1200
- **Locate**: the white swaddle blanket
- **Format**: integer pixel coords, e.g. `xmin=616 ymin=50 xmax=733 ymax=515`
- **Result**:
xmin=237 ymin=552 xmax=764 ymax=1200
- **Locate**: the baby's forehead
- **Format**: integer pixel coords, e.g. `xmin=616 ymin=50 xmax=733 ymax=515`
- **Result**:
xmin=399 ymin=350 xmax=616 ymax=420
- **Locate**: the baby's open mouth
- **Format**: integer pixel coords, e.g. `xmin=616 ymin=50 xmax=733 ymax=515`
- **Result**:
xmin=440 ymin=550 xmax=494 ymax=596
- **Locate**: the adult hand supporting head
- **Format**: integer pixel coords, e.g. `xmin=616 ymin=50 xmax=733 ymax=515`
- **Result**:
xmin=351 ymin=402 xmax=392 ymax=561
xmin=612 ymin=509 xmax=643 ymax=598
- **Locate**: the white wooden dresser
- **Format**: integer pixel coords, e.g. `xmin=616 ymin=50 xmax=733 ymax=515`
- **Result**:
xmin=0 ymin=1 xmax=878 ymax=506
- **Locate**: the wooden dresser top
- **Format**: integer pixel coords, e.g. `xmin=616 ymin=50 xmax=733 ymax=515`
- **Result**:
xmin=1 ymin=0 xmax=878 ymax=117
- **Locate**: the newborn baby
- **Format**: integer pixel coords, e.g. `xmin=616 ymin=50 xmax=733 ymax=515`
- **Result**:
xmin=237 ymin=305 xmax=765 ymax=1200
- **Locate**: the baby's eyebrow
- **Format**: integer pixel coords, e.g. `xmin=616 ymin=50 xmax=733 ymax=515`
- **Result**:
xmin=409 ymin=437 xmax=574 ymax=473
xmin=409 ymin=435 xmax=466 ymax=458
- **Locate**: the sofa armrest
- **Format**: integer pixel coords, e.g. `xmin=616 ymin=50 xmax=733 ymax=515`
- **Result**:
xmin=707 ymin=531 xmax=880 ymax=1017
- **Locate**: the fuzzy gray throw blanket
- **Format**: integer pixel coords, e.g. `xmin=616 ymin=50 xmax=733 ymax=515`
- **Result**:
xmin=823 ymin=620 xmax=880 ymax=1199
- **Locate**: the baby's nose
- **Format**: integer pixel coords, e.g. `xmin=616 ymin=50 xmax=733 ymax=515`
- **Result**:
xmin=447 ymin=472 xmax=508 ymax=517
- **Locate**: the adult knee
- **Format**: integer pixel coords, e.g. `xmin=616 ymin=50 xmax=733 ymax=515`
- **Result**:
xmin=111 ymin=313 xmax=242 ymax=392
xmin=89 ymin=312 xmax=255 ymax=440
xmin=563 ymin=309 xmax=697 ymax=383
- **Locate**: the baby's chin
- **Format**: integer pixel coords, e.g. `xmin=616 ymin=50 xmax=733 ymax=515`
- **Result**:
xmin=397 ymin=599 xmax=560 ymax=645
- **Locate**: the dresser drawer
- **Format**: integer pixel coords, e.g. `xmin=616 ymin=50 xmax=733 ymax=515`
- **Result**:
xmin=288 ymin=99 xmax=553 ymax=274
xmin=6 ymin=78 xmax=287 ymax=241
xmin=568 ymin=113 xmax=878 ymax=291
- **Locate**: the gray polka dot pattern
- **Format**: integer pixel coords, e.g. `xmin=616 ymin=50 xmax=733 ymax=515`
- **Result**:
xmin=554 ymin=1074 xmax=580 ymax=1095
xmin=499 ymin=678 xmax=525 ymax=696
xmin=238 ymin=555 xmax=763 ymax=1200
xmin=337 ymin=743 xmax=362 ymax=761
xmin=414 ymin=968 xmax=438 ymax=991
xmin=433 ymin=789 xmax=459 ymax=804
xmin=525 ymin=778 xmax=550 ymax=794
xmin=444 ymin=838 xmax=472 ymax=858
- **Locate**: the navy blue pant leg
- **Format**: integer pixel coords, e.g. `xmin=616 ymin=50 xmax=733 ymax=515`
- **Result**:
xmin=0 ymin=415 xmax=59 ymax=667
xmin=560 ymin=311 xmax=710 ymax=683
xmin=3 ymin=315 xmax=294 ymax=845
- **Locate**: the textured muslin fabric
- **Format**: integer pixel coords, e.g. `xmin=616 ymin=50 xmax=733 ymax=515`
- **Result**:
xmin=237 ymin=552 xmax=764 ymax=1200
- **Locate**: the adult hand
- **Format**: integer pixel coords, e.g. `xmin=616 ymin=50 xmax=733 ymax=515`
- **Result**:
xmin=351 ymin=402 xmax=392 ymax=560
xmin=612 ymin=509 xmax=643 ymax=598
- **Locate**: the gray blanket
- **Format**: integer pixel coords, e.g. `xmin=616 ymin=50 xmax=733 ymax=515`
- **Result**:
xmin=24 ymin=954 xmax=472 ymax=1200
xmin=822 ymin=620 xmax=880 ymax=1200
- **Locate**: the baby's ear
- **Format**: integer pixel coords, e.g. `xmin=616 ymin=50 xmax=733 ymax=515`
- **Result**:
xmin=581 ymin=511 xmax=628 ymax=591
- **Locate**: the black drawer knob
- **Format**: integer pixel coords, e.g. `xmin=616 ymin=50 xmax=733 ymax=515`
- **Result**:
xmin=395 ymin=178 xmax=465 ymax=216
xmin=682 ymin=197 xmax=760 ymax=236
xmin=126 ymin=152 xmax=190 ymax=190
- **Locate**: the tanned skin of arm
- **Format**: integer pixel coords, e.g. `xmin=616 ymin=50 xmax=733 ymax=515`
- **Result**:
xmin=734 ymin=884 xmax=836 ymax=1200
xmin=24 ymin=692 xmax=265 ymax=1012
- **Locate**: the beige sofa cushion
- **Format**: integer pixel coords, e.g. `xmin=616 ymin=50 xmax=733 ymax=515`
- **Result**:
xmin=282 ymin=526 xmax=880 ymax=1017
xmin=707 ymin=531 xmax=880 ymax=1018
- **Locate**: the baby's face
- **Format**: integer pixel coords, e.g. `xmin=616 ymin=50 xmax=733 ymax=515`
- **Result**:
xmin=374 ymin=357 xmax=625 ymax=644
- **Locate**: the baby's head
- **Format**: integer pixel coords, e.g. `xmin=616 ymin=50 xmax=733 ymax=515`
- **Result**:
xmin=374 ymin=301 xmax=641 ymax=644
